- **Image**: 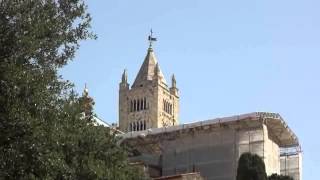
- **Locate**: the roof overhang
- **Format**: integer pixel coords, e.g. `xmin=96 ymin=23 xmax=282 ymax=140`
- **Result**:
xmin=120 ymin=112 xmax=299 ymax=149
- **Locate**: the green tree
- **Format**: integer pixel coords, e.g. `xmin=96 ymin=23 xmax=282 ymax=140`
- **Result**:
xmin=0 ymin=0 xmax=145 ymax=179
xmin=268 ymin=174 xmax=293 ymax=180
xmin=236 ymin=153 xmax=267 ymax=180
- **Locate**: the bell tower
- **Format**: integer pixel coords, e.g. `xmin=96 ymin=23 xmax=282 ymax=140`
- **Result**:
xmin=119 ymin=31 xmax=179 ymax=132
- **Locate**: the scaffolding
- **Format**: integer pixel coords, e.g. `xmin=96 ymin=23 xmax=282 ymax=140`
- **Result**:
xmin=280 ymin=146 xmax=302 ymax=180
xmin=120 ymin=112 xmax=302 ymax=180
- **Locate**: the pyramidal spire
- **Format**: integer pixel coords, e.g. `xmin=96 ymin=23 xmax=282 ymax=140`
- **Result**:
xmin=171 ymin=74 xmax=176 ymax=88
xmin=132 ymin=32 xmax=167 ymax=87
xmin=83 ymin=83 xmax=89 ymax=96
xmin=121 ymin=69 xmax=128 ymax=83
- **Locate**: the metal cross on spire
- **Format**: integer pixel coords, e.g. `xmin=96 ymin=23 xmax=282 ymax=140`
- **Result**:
xmin=148 ymin=29 xmax=157 ymax=48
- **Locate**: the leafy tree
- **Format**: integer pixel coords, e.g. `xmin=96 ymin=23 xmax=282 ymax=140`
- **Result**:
xmin=0 ymin=0 xmax=145 ymax=179
xmin=268 ymin=174 xmax=293 ymax=180
xmin=236 ymin=153 xmax=267 ymax=180
xmin=237 ymin=153 xmax=294 ymax=180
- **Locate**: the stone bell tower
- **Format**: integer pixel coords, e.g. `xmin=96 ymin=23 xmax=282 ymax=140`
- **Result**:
xmin=119 ymin=32 xmax=179 ymax=132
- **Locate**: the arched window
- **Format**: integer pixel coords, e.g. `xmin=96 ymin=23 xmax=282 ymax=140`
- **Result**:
xmin=163 ymin=99 xmax=165 ymax=111
xmin=134 ymin=100 xmax=136 ymax=112
xmin=144 ymin=120 xmax=146 ymax=130
xmin=140 ymin=121 xmax=143 ymax=131
xmin=140 ymin=99 xmax=143 ymax=110
xmin=130 ymin=100 xmax=133 ymax=112
xmin=144 ymin=98 xmax=147 ymax=110
xmin=165 ymin=101 xmax=168 ymax=113
xmin=137 ymin=121 xmax=140 ymax=131
xmin=133 ymin=122 xmax=136 ymax=131
xmin=129 ymin=123 xmax=132 ymax=131
xmin=137 ymin=100 xmax=140 ymax=111
xmin=171 ymin=104 xmax=173 ymax=114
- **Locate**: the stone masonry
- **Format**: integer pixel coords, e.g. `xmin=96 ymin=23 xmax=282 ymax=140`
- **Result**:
xmin=119 ymin=47 xmax=179 ymax=132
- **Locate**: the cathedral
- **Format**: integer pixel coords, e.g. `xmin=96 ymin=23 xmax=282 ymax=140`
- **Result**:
xmin=117 ymin=34 xmax=302 ymax=180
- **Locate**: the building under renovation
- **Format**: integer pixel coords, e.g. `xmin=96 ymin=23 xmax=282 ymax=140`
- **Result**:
xmin=118 ymin=34 xmax=302 ymax=180
xmin=121 ymin=112 xmax=301 ymax=180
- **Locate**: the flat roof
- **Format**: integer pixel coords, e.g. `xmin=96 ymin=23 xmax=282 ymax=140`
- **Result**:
xmin=121 ymin=112 xmax=299 ymax=148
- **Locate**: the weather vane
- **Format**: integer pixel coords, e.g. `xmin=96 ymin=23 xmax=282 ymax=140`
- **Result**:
xmin=148 ymin=29 xmax=157 ymax=48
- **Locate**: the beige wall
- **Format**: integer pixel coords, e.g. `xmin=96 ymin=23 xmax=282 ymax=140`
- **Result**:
xmin=119 ymin=79 xmax=179 ymax=132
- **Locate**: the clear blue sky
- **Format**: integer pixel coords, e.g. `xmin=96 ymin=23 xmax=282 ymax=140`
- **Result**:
xmin=61 ymin=0 xmax=319 ymax=178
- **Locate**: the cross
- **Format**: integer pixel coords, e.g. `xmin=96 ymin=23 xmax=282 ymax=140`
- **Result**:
xmin=148 ymin=29 xmax=157 ymax=48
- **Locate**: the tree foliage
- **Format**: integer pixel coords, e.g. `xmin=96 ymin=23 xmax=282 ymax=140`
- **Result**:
xmin=237 ymin=153 xmax=294 ymax=180
xmin=0 ymin=0 xmax=145 ymax=179
xmin=236 ymin=153 xmax=267 ymax=180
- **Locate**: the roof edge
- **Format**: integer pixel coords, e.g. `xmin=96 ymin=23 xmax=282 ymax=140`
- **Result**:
xmin=120 ymin=112 xmax=300 ymax=147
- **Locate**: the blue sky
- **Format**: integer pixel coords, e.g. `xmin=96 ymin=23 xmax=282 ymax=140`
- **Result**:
xmin=61 ymin=0 xmax=320 ymax=178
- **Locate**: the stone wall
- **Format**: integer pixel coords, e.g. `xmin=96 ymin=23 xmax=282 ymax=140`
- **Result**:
xmin=119 ymin=80 xmax=179 ymax=132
